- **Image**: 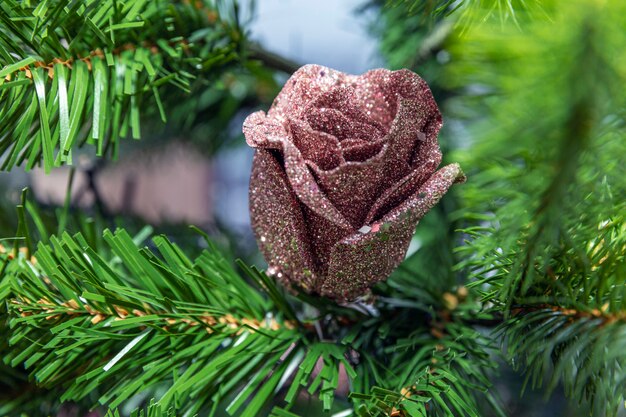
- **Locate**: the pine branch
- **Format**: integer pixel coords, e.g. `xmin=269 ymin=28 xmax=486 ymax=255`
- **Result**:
xmin=497 ymin=307 xmax=626 ymax=416
xmin=314 ymin=270 xmax=503 ymax=417
xmin=382 ymin=0 xmax=547 ymax=26
xmin=1 ymin=216 xmax=368 ymax=415
xmin=450 ymin=0 xmax=626 ymax=308
xmin=0 ymin=0 xmax=245 ymax=172
xmin=105 ymin=399 xmax=177 ymax=417
xmin=0 ymin=189 xmax=512 ymax=416
xmin=347 ymin=321 xmax=502 ymax=417
xmin=449 ymin=1 xmax=626 ymax=415
xmin=247 ymin=42 xmax=301 ymax=75
xmin=2 ymin=227 xmax=299 ymax=412
xmin=1 ymin=212 xmax=504 ymax=417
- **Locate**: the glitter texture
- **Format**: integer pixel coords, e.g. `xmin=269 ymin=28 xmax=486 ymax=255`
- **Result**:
xmin=244 ymin=64 xmax=465 ymax=301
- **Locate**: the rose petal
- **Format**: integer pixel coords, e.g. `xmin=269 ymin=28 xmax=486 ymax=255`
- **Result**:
xmin=300 ymin=204 xmax=354 ymax=275
xmin=383 ymin=98 xmax=431 ymax=168
xmin=320 ymin=163 xmax=465 ymax=300
xmin=249 ymin=149 xmax=320 ymax=291
xmin=351 ymin=69 xmax=398 ymax=129
xmin=282 ymin=140 xmax=354 ymax=230
xmin=245 ymin=108 xmax=353 ymax=230
xmin=366 ymin=69 xmax=443 ymax=170
xmin=288 ymin=118 xmax=344 ymax=170
xmin=309 ymin=158 xmax=389 ymax=229
xmin=306 ymin=107 xmax=381 ymax=142
xmin=243 ymin=111 xmax=287 ymax=150
xmin=410 ymin=112 xmax=442 ymax=169
xmin=340 ymin=139 xmax=384 ymax=162
xmin=390 ymin=69 xmax=441 ymax=103
xmin=364 ymin=161 xmax=436 ymax=223
xmin=267 ymin=65 xmax=354 ymax=122
xmin=354 ymin=68 xmax=439 ymax=128
xmin=307 ymin=86 xmax=386 ymax=133
xmin=310 ymin=98 xmax=426 ymax=228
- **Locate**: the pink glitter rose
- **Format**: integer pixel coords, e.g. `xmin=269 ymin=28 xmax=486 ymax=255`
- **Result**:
xmin=244 ymin=64 xmax=464 ymax=301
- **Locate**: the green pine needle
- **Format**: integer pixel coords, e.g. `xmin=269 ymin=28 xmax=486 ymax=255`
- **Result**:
xmin=0 ymin=0 xmax=244 ymax=172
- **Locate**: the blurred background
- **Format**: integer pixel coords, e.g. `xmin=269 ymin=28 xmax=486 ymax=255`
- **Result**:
xmin=1 ymin=0 xmax=624 ymax=416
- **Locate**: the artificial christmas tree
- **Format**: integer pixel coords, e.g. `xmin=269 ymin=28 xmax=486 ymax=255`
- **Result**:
xmin=0 ymin=1 xmax=624 ymax=416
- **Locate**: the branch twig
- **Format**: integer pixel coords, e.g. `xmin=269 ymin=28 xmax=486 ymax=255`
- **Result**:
xmin=247 ymin=42 xmax=301 ymax=74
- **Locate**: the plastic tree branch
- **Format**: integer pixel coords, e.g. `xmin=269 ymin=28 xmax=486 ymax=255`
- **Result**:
xmin=0 ymin=0 xmax=244 ymax=172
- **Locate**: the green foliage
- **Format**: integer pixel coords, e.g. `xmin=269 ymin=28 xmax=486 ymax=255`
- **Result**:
xmin=370 ymin=0 xmax=452 ymax=80
xmin=450 ymin=0 xmax=626 ymax=306
xmin=498 ymin=308 xmax=626 ymax=416
xmin=161 ymin=62 xmax=279 ymax=154
xmin=383 ymin=0 xmax=546 ymax=26
xmin=1 ymin=226 xmax=300 ymax=415
xmin=366 ymin=0 xmax=451 ymax=77
xmin=384 ymin=0 xmax=455 ymax=18
xmin=0 ymin=196 xmax=504 ymax=416
xmin=349 ymin=324 xmax=501 ymax=417
xmin=1 ymin=0 xmax=624 ymax=415
xmin=449 ymin=0 xmax=626 ymax=415
xmin=307 ymin=247 xmax=502 ymax=417
xmin=105 ymin=399 xmax=178 ymax=417
xmin=0 ymin=0 xmax=246 ymax=172
xmin=0 ymin=206 xmax=348 ymax=415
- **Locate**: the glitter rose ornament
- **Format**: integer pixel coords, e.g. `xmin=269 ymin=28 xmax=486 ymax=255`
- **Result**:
xmin=244 ymin=65 xmax=464 ymax=301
